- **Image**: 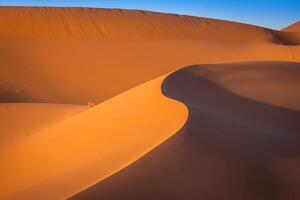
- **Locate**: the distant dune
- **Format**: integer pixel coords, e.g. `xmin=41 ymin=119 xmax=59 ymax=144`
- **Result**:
xmin=283 ymin=21 xmax=300 ymax=33
xmin=0 ymin=6 xmax=300 ymax=200
xmin=0 ymin=6 xmax=295 ymax=41
xmin=0 ymin=7 xmax=299 ymax=104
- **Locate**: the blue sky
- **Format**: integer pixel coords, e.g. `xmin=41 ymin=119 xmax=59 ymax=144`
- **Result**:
xmin=0 ymin=0 xmax=299 ymax=29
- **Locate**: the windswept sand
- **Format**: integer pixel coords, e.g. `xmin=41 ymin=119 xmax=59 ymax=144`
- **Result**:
xmin=0 ymin=6 xmax=300 ymax=200
xmin=72 ymin=61 xmax=300 ymax=200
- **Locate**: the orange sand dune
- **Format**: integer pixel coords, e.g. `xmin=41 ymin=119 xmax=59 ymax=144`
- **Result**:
xmin=0 ymin=75 xmax=187 ymax=200
xmin=283 ymin=21 xmax=300 ymax=33
xmin=0 ymin=6 xmax=294 ymax=41
xmin=0 ymin=7 xmax=299 ymax=104
xmin=0 ymin=6 xmax=300 ymax=200
xmin=72 ymin=61 xmax=300 ymax=200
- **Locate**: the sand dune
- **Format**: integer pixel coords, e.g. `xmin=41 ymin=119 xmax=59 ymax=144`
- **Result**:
xmin=72 ymin=61 xmax=300 ymax=200
xmin=185 ymin=61 xmax=300 ymax=111
xmin=283 ymin=21 xmax=300 ymax=33
xmin=0 ymin=6 xmax=293 ymax=41
xmin=0 ymin=6 xmax=300 ymax=200
xmin=0 ymin=75 xmax=187 ymax=199
xmin=0 ymin=7 xmax=299 ymax=104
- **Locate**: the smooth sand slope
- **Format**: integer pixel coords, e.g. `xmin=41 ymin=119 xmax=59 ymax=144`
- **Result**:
xmin=72 ymin=61 xmax=300 ymax=200
xmin=0 ymin=7 xmax=299 ymax=104
xmin=0 ymin=103 xmax=86 ymax=147
xmin=0 ymin=76 xmax=187 ymax=200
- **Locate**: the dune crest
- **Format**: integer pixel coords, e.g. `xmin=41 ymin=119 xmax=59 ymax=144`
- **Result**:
xmin=283 ymin=21 xmax=300 ymax=33
xmin=0 ymin=6 xmax=287 ymax=42
xmin=72 ymin=61 xmax=300 ymax=200
xmin=0 ymin=75 xmax=187 ymax=200
xmin=1 ymin=7 xmax=299 ymax=105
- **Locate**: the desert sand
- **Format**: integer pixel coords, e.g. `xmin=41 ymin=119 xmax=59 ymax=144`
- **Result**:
xmin=283 ymin=21 xmax=300 ymax=33
xmin=0 ymin=103 xmax=86 ymax=147
xmin=0 ymin=75 xmax=187 ymax=199
xmin=1 ymin=7 xmax=299 ymax=104
xmin=0 ymin=6 xmax=299 ymax=200
xmin=72 ymin=62 xmax=300 ymax=200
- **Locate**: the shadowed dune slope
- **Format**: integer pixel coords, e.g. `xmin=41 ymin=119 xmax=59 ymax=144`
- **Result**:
xmin=72 ymin=61 xmax=300 ymax=200
xmin=0 ymin=7 xmax=299 ymax=104
xmin=183 ymin=61 xmax=300 ymax=111
xmin=0 ymin=75 xmax=187 ymax=200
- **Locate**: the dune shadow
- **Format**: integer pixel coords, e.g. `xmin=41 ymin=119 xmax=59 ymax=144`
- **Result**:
xmin=71 ymin=64 xmax=300 ymax=200
xmin=270 ymin=30 xmax=300 ymax=46
xmin=0 ymin=84 xmax=33 ymax=102
xmin=163 ymin=65 xmax=300 ymax=160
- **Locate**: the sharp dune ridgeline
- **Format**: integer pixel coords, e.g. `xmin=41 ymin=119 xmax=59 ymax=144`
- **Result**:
xmin=0 ymin=75 xmax=188 ymax=200
xmin=0 ymin=6 xmax=300 ymax=200
xmin=72 ymin=61 xmax=300 ymax=200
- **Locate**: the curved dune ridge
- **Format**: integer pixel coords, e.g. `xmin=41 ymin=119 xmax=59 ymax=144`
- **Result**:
xmin=0 ymin=6 xmax=300 ymax=200
xmin=71 ymin=61 xmax=300 ymax=200
xmin=0 ymin=75 xmax=188 ymax=200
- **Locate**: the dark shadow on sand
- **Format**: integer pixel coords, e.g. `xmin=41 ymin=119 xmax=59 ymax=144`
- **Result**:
xmin=71 ymin=64 xmax=300 ymax=200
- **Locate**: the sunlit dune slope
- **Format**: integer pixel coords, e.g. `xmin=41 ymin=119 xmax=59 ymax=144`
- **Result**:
xmin=283 ymin=21 xmax=300 ymax=33
xmin=0 ymin=75 xmax=188 ymax=200
xmin=72 ymin=61 xmax=300 ymax=200
xmin=0 ymin=7 xmax=299 ymax=104
xmin=0 ymin=6 xmax=292 ymax=41
xmin=0 ymin=103 xmax=86 ymax=147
